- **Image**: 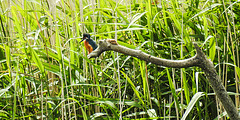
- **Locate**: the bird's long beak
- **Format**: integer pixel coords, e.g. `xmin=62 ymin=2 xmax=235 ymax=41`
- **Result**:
xmin=80 ymin=39 xmax=84 ymax=43
xmin=80 ymin=37 xmax=86 ymax=43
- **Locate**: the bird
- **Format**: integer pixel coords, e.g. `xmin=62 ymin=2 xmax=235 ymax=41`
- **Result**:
xmin=80 ymin=33 xmax=98 ymax=54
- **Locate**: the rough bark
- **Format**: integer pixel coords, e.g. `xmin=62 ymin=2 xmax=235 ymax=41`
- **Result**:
xmin=88 ymin=39 xmax=240 ymax=120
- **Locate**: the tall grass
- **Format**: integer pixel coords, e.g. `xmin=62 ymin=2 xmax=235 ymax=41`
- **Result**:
xmin=0 ymin=0 xmax=239 ymax=119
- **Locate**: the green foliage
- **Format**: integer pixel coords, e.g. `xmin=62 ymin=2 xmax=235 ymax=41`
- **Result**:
xmin=0 ymin=0 xmax=239 ymax=119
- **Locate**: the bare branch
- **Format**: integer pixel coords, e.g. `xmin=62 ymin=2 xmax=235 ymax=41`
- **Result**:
xmin=89 ymin=40 xmax=201 ymax=68
xmin=88 ymin=39 xmax=240 ymax=120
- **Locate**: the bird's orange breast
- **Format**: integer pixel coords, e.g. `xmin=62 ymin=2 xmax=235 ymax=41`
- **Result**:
xmin=84 ymin=40 xmax=93 ymax=54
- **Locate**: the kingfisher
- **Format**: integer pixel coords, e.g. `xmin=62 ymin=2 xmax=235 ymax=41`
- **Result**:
xmin=80 ymin=33 xmax=98 ymax=54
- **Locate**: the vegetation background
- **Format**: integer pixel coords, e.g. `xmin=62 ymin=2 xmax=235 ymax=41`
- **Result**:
xmin=0 ymin=0 xmax=239 ymax=119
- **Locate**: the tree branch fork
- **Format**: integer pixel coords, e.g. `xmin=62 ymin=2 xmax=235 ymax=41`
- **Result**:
xmin=88 ymin=39 xmax=240 ymax=120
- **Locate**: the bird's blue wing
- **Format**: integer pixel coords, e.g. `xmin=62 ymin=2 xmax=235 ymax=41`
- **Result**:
xmin=88 ymin=40 xmax=98 ymax=50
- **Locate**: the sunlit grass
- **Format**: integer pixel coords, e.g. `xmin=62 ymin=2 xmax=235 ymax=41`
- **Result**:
xmin=0 ymin=0 xmax=239 ymax=119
